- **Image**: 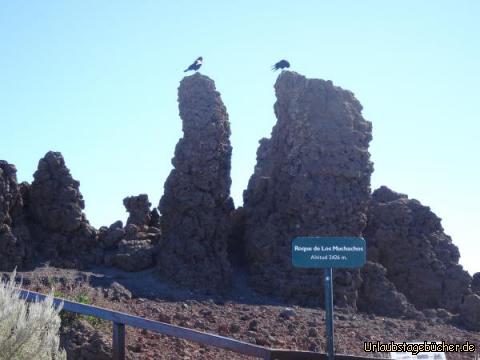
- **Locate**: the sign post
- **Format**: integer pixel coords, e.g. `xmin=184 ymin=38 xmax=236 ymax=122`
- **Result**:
xmin=324 ymin=267 xmax=334 ymax=360
xmin=292 ymin=236 xmax=366 ymax=360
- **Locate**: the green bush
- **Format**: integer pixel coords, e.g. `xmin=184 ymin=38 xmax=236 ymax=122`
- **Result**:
xmin=0 ymin=271 xmax=66 ymax=360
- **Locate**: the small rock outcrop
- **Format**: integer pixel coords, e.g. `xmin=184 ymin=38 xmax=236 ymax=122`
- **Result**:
xmin=472 ymin=273 xmax=480 ymax=294
xmin=27 ymin=151 xmax=98 ymax=267
xmin=364 ymin=186 xmax=471 ymax=312
xmin=157 ymin=73 xmax=234 ymax=292
xmin=243 ymin=71 xmax=373 ymax=307
xmin=102 ymin=223 xmax=159 ymax=272
xmin=123 ymin=194 xmax=152 ymax=226
xmin=460 ymin=294 xmax=480 ymax=331
xmin=358 ymin=262 xmax=418 ymax=318
xmin=0 ymin=161 xmax=30 ymax=270
xmin=101 ymin=194 xmax=160 ymax=272
xmin=60 ymin=319 xmax=111 ymax=360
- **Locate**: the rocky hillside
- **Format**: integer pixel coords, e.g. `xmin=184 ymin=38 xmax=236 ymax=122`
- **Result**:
xmin=1 ymin=70 xmax=479 ymax=339
xmin=12 ymin=265 xmax=480 ymax=360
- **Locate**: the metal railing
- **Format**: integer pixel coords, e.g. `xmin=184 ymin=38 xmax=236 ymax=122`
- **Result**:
xmin=19 ymin=289 xmax=389 ymax=360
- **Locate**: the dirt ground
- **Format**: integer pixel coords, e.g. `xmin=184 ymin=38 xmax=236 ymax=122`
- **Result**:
xmin=8 ymin=265 xmax=480 ymax=360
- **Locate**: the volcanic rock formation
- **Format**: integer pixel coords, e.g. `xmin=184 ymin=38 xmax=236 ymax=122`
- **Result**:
xmin=157 ymin=73 xmax=234 ymax=292
xmin=123 ymin=194 xmax=152 ymax=226
xmin=101 ymin=194 xmax=160 ymax=272
xmin=358 ymin=262 xmax=419 ymax=318
xmin=0 ymin=161 xmax=30 ymax=270
xmin=472 ymin=273 xmax=480 ymax=294
xmin=242 ymin=71 xmax=373 ymax=307
xmin=364 ymin=186 xmax=471 ymax=312
xmin=460 ymin=294 xmax=480 ymax=331
xmin=26 ymin=151 xmax=99 ymax=267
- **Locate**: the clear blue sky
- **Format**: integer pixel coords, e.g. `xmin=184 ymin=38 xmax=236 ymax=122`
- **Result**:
xmin=1 ymin=1 xmax=478 ymax=274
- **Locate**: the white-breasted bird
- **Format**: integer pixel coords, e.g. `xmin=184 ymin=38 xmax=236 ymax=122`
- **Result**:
xmin=184 ymin=57 xmax=203 ymax=72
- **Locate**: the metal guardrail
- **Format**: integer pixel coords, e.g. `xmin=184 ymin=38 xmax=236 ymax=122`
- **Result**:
xmin=19 ymin=289 xmax=389 ymax=360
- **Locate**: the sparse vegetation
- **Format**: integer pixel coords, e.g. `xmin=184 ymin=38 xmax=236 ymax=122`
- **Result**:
xmin=53 ymin=290 xmax=105 ymax=328
xmin=0 ymin=271 xmax=66 ymax=360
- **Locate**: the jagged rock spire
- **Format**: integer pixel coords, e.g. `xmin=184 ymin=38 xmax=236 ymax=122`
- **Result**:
xmin=157 ymin=73 xmax=234 ymax=291
xmin=242 ymin=71 xmax=373 ymax=307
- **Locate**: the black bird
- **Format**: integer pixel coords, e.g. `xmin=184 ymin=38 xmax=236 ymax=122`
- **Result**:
xmin=184 ymin=57 xmax=203 ymax=72
xmin=271 ymin=59 xmax=290 ymax=71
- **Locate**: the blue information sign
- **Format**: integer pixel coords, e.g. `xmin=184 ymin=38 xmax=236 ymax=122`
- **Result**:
xmin=291 ymin=236 xmax=366 ymax=360
xmin=292 ymin=237 xmax=366 ymax=269
xmin=292 ymin=236 xmax=366 ymax=360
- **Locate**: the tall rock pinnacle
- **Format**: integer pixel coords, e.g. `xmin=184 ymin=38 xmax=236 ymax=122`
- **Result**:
xmin=243 ymin=71 xmax=373 ymax=307
xmin=158 ymin=73 xmax=234 ymax=292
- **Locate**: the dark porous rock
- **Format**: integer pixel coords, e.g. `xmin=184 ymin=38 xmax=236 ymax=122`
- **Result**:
xmin=228 ymin=207 xmax=247 ymax=266
xmin=0 ymin=224 xmax=27 ymax=270
xmin=99 ymin=225 xmax=125 ymax=249
xmin=123 ymin=194 xmax=152 ymax=226
xmin=364 ymin=186 xmax=472 ymax=312
xmin=60 ymin=319 xmax=112 ymax=360
xmin=110 ymin=239 xmax=157 ymax=272
xmin=279 ymin=308 xmax=297 ymax=320
xmin=149 ymin=208 xmax=161 ymax=228
xmin=472 ymin=272 xmax=480 ymax=294
xmin=100 ymin=199 xmax=161 ymax=270
xmin=27 ymin=151 xmax=99 ymax=267
xmin=358 ymin=261 xmax=418 ymax=318
xmin=436 ymin=308 xmax=453 ymax=319
xmin=110 ymin=220 xmax=123 ymax=230
xmin=0 ymin=161 xmax=19 ymax=226
xmin=124 ymin=223 xmax=140 ymax=240
xmin=460 ymin=294 xmax=480 ymax=331
xmin=422 ymin=308 xmax=438 ymax=319
xmin=157 ymin=73 xmax=234 ymax=292
xmin=0 ymin=161 xmax=31 ymax=270
xmin=243 ymin=71 xmax=373 ymax=308
xmin=103 ymin=281 xmax=133 ymax=301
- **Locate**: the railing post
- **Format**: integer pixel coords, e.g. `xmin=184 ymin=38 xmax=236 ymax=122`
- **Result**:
xmin=112 ymin=322 xmax=126 ymax=360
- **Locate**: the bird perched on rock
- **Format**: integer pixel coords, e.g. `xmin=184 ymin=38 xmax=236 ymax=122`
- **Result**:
xmin=272 ymin=59 xmax=290 ymax=71
xmin=184 ymin=57 xmax=203 ymax=72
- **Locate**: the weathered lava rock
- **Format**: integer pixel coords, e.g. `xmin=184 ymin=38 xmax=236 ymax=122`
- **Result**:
xmin=358 ymin=261 xmax=419 ymax=318
xmin=106 ymin=238 xmax=157 ymax=272
xmin=228 ymin=207 xmax=247 ymax=266
xmin=0 ymin=161 xmax=30 ymax=270
xmin=103 ymin=223 xmax=160 ymax=272
xmin=460 ymin=294 xmax=480 ymax=331
xmin=98 ymin=221 xmax=125 ymax=249
xmin=123 ymin=194 xmax=152 ymax=226
xmin=0 ymin=161 xmax=18 ymax=226
xmin=364 ymin=186 xmax=471 ymax=312
xmin=472 ymin=273 xmax=480 ymax=295
xmin=27 ymin=151 xmax=98 ymax=266
xmin=243 ymin=71 xmax=373 ymax=307
xmin=60 ymin=319 xmax=111 ymax=360
xmin=157 ymin=73 xmax=234 ymax=291
xmin=101 ymin=195 xmax=161 ymax=272
xmin=150 ymin=208 xmax=161 ymax=228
